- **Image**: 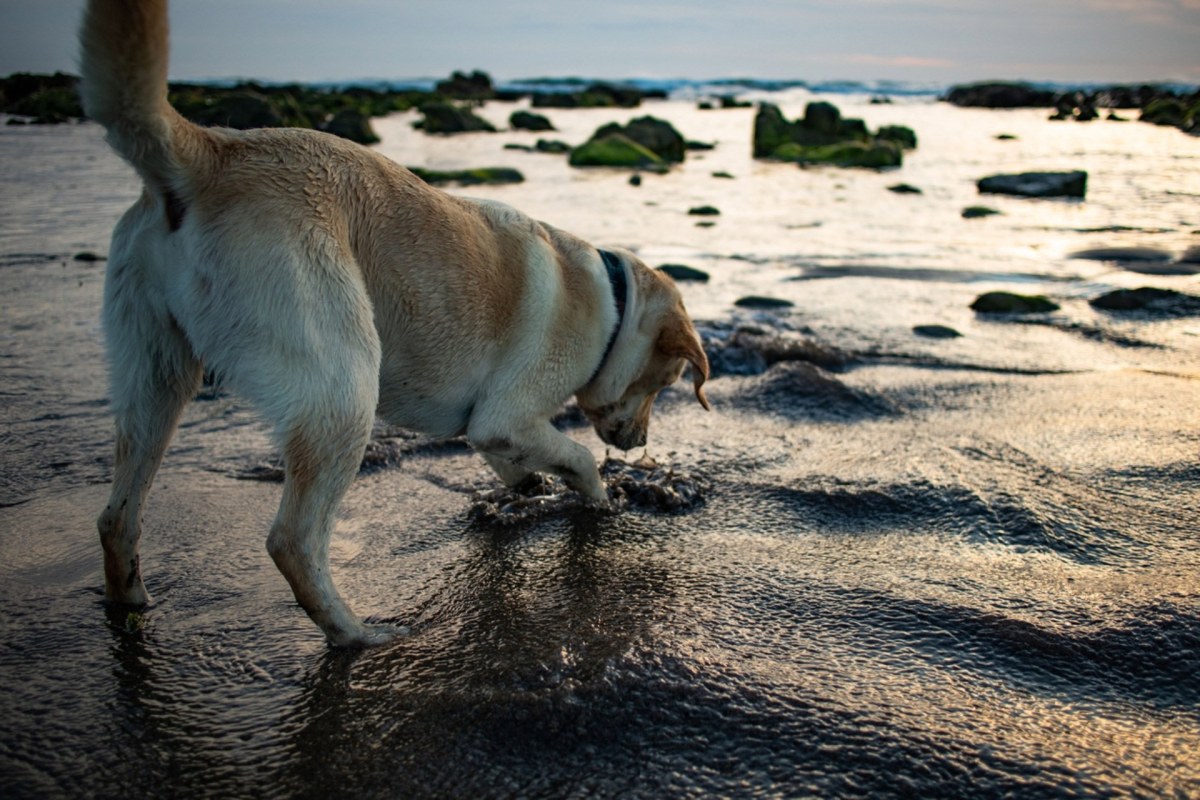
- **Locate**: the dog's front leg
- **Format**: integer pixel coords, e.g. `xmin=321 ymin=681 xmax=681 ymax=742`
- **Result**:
xmin=469 ymin=419 xmax=606 ymax=502
xmin=480 ymin=452 xmax=534 ymax=489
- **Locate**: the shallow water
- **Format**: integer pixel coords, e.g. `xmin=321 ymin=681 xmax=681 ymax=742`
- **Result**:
xmin=1 ymin=93 xmax=1198 ymax=798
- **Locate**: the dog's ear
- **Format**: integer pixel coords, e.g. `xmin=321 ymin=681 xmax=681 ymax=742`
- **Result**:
xmin=658 ymin=312 xmax=712 ymax=411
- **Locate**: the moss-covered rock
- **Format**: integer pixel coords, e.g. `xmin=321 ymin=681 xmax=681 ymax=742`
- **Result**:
xmin=531 ymin=83 xmax=645 ymax=109
xmin=591 ymin=116 xmax=686 ymax=163
xmin=876 ymin=125 xmax=918 ymax=149
xmin=435 ymin=70 xmax=494 ymax=100
xmin=774 ymin=140 xmax=902 ymax=168
xmin=568 ymin=134 xmax=664 ymax=168
xmin=418 ymin=102 xmax=496 ymax=134
xmin=510 ymin=110 xmax=555 ymax=131
xmin=970 ymin=292 xmax=1059 ymax=314
xmin=320 ymin=108 xmax=379 ymax=144
xmin=1140 ymin=98 xmax=1185 ymax=127
xmin=1 ymin=72 xmax=83 ymax=122
xmin=754 ymin=101 xmax=911 ymax=168
xmin=7 ymin=86 xmax=83 ymax=123
xmin=752 ymin=103 xmax=795 ymax=158
xmin=408 ymin=167 xmax=524 ymax=186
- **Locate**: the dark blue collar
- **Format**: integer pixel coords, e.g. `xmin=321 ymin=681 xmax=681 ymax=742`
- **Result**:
xmin=587 ymin=249 xmax=628 ymax=387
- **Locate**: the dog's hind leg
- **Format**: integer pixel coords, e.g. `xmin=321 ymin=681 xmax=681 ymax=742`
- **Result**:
xmin=259 ymin=316 xmax=387 ymax=647
xmin=266 ymin=414 xmax=391 ymax=647
xmin=97 ymin=252 xmax=202 ymax=607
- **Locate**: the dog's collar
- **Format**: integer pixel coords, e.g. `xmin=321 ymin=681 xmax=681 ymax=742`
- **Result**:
xmin=587 ymin=249 xmax=628 ymax=387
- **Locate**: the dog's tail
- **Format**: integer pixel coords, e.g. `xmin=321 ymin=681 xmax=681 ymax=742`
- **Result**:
xmin=79 ymin=0 xmax=205 ymax=202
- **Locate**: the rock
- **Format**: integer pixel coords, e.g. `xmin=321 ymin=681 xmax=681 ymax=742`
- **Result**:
xmin=803 ymin=101 xmax=842 ymax=135
xmin=962 ymin=206 xmax=1002 ymax=219
xmin=418 ymin=102 xmax=496 ymax=134
xmin=888 ymin=183 xmax=922 ymax=194
xmin=186 ymin=90 xmax=283 ymax=129
xmin=688 ymin=206 xmax=720 ymax=216
xmin=876 ymin=125 xmax=918 ymax=149
xmin=320 ymin=108 xmax=379 ymax=144
xmin=73 ymin=251 xmax=105 ymax=262
xmin=591 ymin=116 xmax=686 ymax=163
xmin=695 ymin=221 xmax=716 ymax=228
xmin=1 ymin=72 xmax=84 ymax=122
xmin=996 ymin=133 xmax=1018 ymax=140
xmin=754 ymin=101 xmax=910 ymax=168
xmin=629 ymin=174 xmax=643 ymax=187
xmin=1069 ymin=247 xmax=1173 ymax=264
xmin=509 ymin=110 xmax=554 ymax=131
xmin=687 ymin=140 xmax=716 ymax=151
xmin=753 ymin=104 xmax=794 ymax=158
xmin=531 ymin=82 xmax=644 ymax=109
xmin=1180 ymin=246 xmax=1200 ymax=264
xmin=1089 ymin=287 xmax=1200 ymax=315
xmin=408 ymin=167 xmax=524 ymax=186
xmin=775 ymin=140 xmax=902 ymax=169
xmin=657 ymin=264 xmax=710 ymax=283
xmin=712 ymin=171 xmax=735 ymax=179
xmin=970 ymin=291 xmax=1059 ymax=314
xmin=943 ymin=82 xmax=1057 ymax=108
xmin=568 ymin=134 xmax=664 ymax=169
xmin=1140 ymin=97 xmax=1187 ymax=127
xmin=435 ymin=70 xmax=494 ymax=99
xmin=735 ymin=296 xmax=795 ymax=310
xmin=913 ymin=324 xmax=962 ymax=339
xmin=977 ymin=171 xmax=1087 ymax=199
xmin=535 ymin=139 xmax=571 ymax=154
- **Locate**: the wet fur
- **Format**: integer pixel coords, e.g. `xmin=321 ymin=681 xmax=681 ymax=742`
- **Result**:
xmin=80 ymin=0 xmax=709 ymax=645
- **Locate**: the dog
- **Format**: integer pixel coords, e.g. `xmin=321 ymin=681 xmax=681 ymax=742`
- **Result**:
xmin=79 ymin=0 xmax=710 ymax=645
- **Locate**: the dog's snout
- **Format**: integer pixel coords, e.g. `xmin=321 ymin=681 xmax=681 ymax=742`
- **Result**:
xmin=599 ymin=419 xmax=647 ymax=451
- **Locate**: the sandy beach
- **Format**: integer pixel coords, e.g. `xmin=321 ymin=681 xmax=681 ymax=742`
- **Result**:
xmin=1 ymin=89 xmax=1198 ymax=797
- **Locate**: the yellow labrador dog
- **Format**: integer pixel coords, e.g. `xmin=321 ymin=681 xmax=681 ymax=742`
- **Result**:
xmin=80 ymin=0 xmax=710 ymax=645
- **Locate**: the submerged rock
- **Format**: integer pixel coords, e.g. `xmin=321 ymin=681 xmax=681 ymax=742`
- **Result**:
xmin=971 ymin=292 xmax=1060 ymax=314
xmin=888 ymin=183 xmax=923 ymax=194
xmin=962 ymin=206 xmax=1002 ymax=219
xmin=657 ymin=264 xmax=710 ymax=283
xmin=1089 ymin=287 xmax=1200 ymax=316
xmin=735 ymin=296 xmax=795 ymax=310
xmin=1069 ymin=246 xmax=1173 ymax=263
xmin=913 ymin=324 xmax=963 ymax=339
xmin=688 ymin=206 xmax=720 ymax=216
xmin=978 ymin=171 xmax=1087 ymax=199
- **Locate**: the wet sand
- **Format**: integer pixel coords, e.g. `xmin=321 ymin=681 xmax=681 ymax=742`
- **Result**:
xmin=1 ymin=94 xmax=1199 ymax=797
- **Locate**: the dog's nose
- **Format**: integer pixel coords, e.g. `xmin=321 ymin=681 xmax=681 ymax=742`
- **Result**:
xmin=612 ymin=424 xmax=646 ymax=451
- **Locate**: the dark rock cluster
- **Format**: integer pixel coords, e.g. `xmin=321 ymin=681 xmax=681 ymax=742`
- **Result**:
xmin=944 ymin=81 xmax=1199 ymax=134
xmin=753 ymin=101 xmax=917 ymax=168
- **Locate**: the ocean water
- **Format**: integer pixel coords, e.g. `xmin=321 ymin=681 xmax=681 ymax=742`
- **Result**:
xmin=1 ymin=89 xmax=1198 ymax=798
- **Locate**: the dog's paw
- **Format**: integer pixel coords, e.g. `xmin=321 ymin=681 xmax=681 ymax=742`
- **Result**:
xmin=330 ymin=622 xmax=411 ymax=648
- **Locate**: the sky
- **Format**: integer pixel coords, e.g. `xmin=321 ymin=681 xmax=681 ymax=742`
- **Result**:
xmin=1 ymin=0 xmax=1198 ymax=86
